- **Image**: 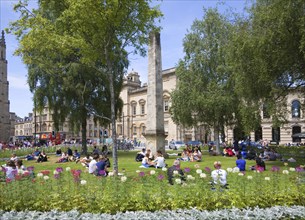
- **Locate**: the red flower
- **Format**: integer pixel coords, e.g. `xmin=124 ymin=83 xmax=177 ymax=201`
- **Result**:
xmin=15 ymin=174 xmax=22 ymax=181
xmin=41 ymin=170 xmax=50 ymax=175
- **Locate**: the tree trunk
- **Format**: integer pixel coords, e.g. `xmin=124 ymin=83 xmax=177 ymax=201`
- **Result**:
xmin=109 ymin=72 xmax=118 ymax=175
xmin=81 ymin=115 xmax=87 ymax=155
xmin=214 ymin=125 xmax=221 ymax=154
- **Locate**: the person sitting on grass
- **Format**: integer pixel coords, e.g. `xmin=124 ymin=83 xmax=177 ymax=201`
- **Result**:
xmin=135 ymin=148 xmax=146 ymax=162
xmin=177 ymin=148 xmax=190 ymax=161
xmin=95 ymin=155 xmax=108 ymax=177
xmin=236 ymin=154 xmax=246 ymax=171
xmin=37 ymin=151 xmax=48 ymax=163
xmin=88 ymin=153 xmax=99 ymax=174
xmin=4 ymin=160 xmax=17 ymax=180
xmin=55 ymin=148 xmax=62 ymax=156
xmin=80 ymin=154 xmax=92 ymax=167
xmin=72 ymin=150 xmax=81 ymax=162
xmin=140 ymin=153 xmax=154 ymax=168
xmin=167 ymin=160 xmax=185 ymax=185
xmin=251 ymin=157 xmax=266 ymax=172
xmin=191 ymin=148 xmax=202 ymax=162
xmin=153 ymin=150 xmax=166 ymax=168
xmin=15 ymin=159 xmax=26 ymax=173
xmin=10 ymin=153 xmax=18 ymax=162
xmin=56 ymin=152 xmax=69 ymax=163
xmin=211 ymin=161 xmax=228 ymax=190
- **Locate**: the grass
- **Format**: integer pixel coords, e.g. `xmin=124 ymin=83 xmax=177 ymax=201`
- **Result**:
xmin=9 ymin=146 xmax=305 ymax=176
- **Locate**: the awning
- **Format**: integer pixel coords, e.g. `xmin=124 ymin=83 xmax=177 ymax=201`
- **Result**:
xmin=291 ymin=132 xmax=305 ymax=138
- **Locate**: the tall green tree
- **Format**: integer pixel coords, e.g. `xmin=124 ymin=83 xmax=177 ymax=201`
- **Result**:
xmin=9 ymin=0 xmax=162 ymax=173
xmin=171 ymin=8 xmax=239 ymax=153
xmin=230 ymin=0 xmax=305 ymax=129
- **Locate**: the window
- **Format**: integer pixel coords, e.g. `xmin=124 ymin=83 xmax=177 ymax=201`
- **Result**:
xmin=133 ymin=126 xmax=137 ymax=135
xmin=133 ymin=105 xmax=136 ymax=115
xmin=272 ymin=127 xmax=280 ymax=143
xmin=263 ymin=104 xmax=270 ymax=119
xmin=141 ymin=104 xmax=145 ymax=114
xmin=164 ymin=100 xmax=169 ymax=112
xmin=292 ymin=100 xmax=301 ymax=118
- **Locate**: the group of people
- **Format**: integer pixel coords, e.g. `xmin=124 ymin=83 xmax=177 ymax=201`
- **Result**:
xmin=177 ymin=146 xmax=202 ymax=162
xmin=136 ymin=148 xmax=166 ymax=168
xmin=56 ymin=147 xmax=80 ymax=163
xmin=1 ymin=154 xmax=31 ymax=181
xmin=25 ymin=149 xmax=48 ymax=163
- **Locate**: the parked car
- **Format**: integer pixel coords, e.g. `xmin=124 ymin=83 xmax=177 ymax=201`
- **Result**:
xmin=169 ymin=141 xmax=185 ymax=150
xmin=187 ymin=140 xmax=203 ymax=147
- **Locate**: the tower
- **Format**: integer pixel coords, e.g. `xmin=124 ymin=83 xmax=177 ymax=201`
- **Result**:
xmin=0 ymin=30 xmax=11 ymax=142
xmin=144 ymin=32 xmax=166 ymax=155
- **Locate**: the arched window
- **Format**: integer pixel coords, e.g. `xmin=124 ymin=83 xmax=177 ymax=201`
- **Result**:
xmin=292 ymin=100 xmax=301 ymax=118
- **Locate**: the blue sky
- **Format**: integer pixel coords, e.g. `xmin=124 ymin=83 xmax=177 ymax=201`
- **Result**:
xmin=0 ymin=0 xmax=247 ymax=118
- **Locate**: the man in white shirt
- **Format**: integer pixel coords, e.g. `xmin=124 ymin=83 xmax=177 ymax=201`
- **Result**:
xmin=211 ymin=161 xmax=228 ymax=190
xmin=153 ymin=150 xmax=166 ymax=168
xmin=88 ymin=154 xmax=99 ymax=174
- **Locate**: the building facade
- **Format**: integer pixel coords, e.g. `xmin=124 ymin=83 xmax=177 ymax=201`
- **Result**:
xmin=117 ymin=68 xmax=206 ymax=145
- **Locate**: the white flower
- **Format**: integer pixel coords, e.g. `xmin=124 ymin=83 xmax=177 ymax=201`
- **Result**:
xmin=227 ymin=168 xmax=233 ymax=173
xmin=175 ymin=178 xmax=182 ymax=184
xmin=187 ymin=175 xmax=195 ymax=180
xmin=43 ymin=176 xmax=50 ymax=180
xmin=18 ymin=169 xmax=24 ymax=175
xmin=37 ymin=173 xmax=43 ymax=178
xmin=150 ymin=170 xmax=156 ymax=175
xmin=289 ymin=167 xmax=296 ymax=172
xmin=265 ymin=177 xmax=270 ymax=181
xmin=247 ymin=175 xmax=253 ymax=180
xmin=66 ymin=167 xmax=71 ymax=172
xmin=232 ymin=167 xmax=240 ymax=173
xmin=162 ymin=167 xmax=167 ymax=171
xmin=283 ymin=170 xmax=289 ymax=175
xmin=238 ymin=172 xmax=244 ymax=176
xmin=108 ymin=172 xmax=114 ymax=176
xmin=136 ymin=170 xmax=140 ymax=173
xmin=200 ymin=173 xmax=207 ymax=178
xmin=53 ymin=170 xmax=59 ymax=175
xmin=173 ymin=170 xmax=179 ymax=176
xmin=196 ymin=169 xmax=202 ymax=174
xmin=80 ymin=180 xmax=87 ymax=185
xmin=121 ymin=176 xmax=127 ymax=182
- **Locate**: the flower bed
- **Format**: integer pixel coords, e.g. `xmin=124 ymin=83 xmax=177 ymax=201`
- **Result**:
xmin=1 ymin=163 xmax=305 ymax=213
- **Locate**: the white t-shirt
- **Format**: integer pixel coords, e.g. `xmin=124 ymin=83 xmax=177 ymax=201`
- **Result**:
xmin=154 ymin=156 xmax=166 ymax=168
xmin=88 ymin=159 xmax=97 ymax=174
xmin=211 ymin=169 xmax=227 ymax=185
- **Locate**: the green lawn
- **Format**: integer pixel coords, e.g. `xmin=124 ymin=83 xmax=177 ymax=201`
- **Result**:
xmin=18 ymin=149 xmax=304 ymax=176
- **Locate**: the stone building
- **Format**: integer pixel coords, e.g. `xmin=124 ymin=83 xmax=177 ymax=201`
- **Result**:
xmin=225 ymin=89 xmax=305 ymax=145
xmin=116 ymin=68 xmax=205 ymax=145
xmin=0 ymin=31 xmax=12 ymax=142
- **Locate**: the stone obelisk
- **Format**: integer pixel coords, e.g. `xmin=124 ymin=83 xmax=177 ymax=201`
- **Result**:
xmin=144 ymin=32 xmax=166 ymax=156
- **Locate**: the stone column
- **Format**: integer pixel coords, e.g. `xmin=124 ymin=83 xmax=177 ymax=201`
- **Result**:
xmin=144 ymin=32 xmax=166 ymax=156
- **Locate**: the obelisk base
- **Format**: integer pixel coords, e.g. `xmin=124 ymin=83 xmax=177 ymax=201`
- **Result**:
xmin=144 ymin=131 xmax=168 ymax=158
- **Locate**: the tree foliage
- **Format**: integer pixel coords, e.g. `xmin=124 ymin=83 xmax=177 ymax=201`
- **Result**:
xmin=171 ymin=8 xmax=239 ymax=153
xmin=8 ymin=0 xmax=162 ymax=172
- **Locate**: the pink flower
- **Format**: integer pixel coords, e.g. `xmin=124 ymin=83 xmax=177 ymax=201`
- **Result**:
xmin=204 ymin=167 xmax=211 ymax=173
xmin=26 ymin=166 xmax=34 ymax=172
xmin=139 ymin=172 xmax=145 ymax=177
xmin=56 ymin=167 xmax=63 ymax=173
xmin=157 ymin=174 xmax=164 ymax=181
xmin=184 ymin=167 xmax=191 ymax=173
